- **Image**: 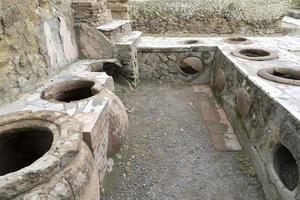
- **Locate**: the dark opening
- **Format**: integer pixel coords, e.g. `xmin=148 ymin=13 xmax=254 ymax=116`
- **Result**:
xmin=55 ymin=86 xmax=94 ymax=102
xmin=103 ymin=63 xmax=121 ymax=76
xmin=228 ymin=37 xmax=247 ymax=42
xmin=42 ymin=80 xmax=98 ymax=103
xmin=179 ymin=40 xmax=201 ymax=45
xmin=273 ymin=69 xmax=300 ymax=81
xmin=0 ymin=127 xmax=53 ymax=176
xmin=179 ymin=57 xmax=203 ymax=75
xmin=239 ymin=49 xmax=271 ymax=57
xmin=273 ymin=144 xmax=299 ymax=191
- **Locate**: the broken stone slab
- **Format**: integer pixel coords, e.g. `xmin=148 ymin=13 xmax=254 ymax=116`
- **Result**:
xmin=0 ymin=111 xmax=100 ymax=200
xmin=78 ymin=24 xmax=117 ymax=59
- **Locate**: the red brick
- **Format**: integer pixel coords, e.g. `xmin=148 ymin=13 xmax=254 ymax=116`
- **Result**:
xmin=201 ymin=108 xmax=219 ymax=122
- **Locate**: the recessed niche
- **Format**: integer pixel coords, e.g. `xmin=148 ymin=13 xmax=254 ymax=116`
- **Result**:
xmin=178 ymin=57 xmax=203 ymax=75
xmin=223 ymin=37 xmax=252 ymax=45
xmin=273 ymin=144 xmax=299 ymax=191
xmin=0 ymin=127 xmax=53 ymax=176
xmin=258 ymin=67 xmax=300 ymax=86
xmin=232 ymin=48 xmax=279 ymax=61
xmin=89 ymin=61 xmax=123 ymax=78
xmin=41 ymin=80 xmax=100 ymax=103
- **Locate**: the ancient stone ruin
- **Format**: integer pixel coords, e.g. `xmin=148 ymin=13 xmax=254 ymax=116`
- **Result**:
xmin=0 ymin=0 xmax=300 ymax=199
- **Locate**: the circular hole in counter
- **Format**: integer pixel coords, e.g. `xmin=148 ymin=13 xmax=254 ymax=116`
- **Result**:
xmin=178 ymin=57 xmax=203 ymax=75
xmin=0 ymin=126 xmax=53 ymax=176
xmin=232 ymin=48 xmax=278 ymax=61
xmin=178 ymin=40 xmax=201 ymax=45
xmin=223 ymin=37 xmax=252 ymax=44
xmin=258 ymin=67 xmax=300 ymax=86
xmin=273 ymin=144 xmax=299 ymax=191
xmin=41 ymin=80 xmax=100 ymax=103
xmin=240 ymin=49 xmax=270 ymax=57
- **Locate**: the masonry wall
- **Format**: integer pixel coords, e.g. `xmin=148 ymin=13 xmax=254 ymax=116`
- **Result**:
xmin=0 ymin=0 xmax=79 ymax=106
xmin=137 ymin=47 xmax=216 ymax=84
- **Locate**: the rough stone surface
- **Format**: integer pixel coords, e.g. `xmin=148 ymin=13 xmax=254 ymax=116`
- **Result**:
xmin=0 ymin=0 xmax=78 ymax=106
xmin=129 ymin=0 xmax=290 ymax=34
xmin=138 ymin=49 xmax=215 ymax=84
xmin=0 ymin=111 xmax=100 ymax=200
xmin=72 ymin=1 xmax=112 ymax=27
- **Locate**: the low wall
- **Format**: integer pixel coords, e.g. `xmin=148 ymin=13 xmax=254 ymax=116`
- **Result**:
xmin=129 ymin=0 xmax=290 ymax=34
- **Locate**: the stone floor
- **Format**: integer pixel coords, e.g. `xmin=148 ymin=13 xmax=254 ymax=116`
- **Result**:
xmin=101 ymin=81 xmax=264 ymax=200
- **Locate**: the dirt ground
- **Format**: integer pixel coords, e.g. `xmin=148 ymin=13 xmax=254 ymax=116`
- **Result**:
xmin=101 ymin=81 xmax=264 ymax=200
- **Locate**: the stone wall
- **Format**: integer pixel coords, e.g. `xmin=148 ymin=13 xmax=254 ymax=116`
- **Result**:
xmin=129 ymin=0 xmax=290 ymax=34
xmin=138 ymin=47 xmax=216 ymax=84
xmin=0 ymin=0 xmax=78 ymax=106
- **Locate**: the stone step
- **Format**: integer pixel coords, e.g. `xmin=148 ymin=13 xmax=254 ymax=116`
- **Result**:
xmin=97 ymin=20 xmax=132 ymax=42
xmin=288 ymin=9 xmax=300 ymax=19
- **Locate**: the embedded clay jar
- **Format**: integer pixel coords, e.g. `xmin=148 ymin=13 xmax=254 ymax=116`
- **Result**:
xmin=223 ymin=37 xmax=252 ymax=45
xmin=98 ymin=87 xmax=129 ymax=157
xmin=41 ymin=78 xmax=129 ymax=157
xmin=214 ymin=68 xmax=226 ymax=92
xmin=178 ymin=56 xmax=204 ymax=77
xmin=258 ymin=67 xmax=300 ymax=86
xmin=0 ymin=111 xmax=99 ymax=200
xmin=40 ymin=79 xmax=102 ymax=103
xmin=231 ymin=48 xmax=279 ymax=61
xmin=236 ymin=88 xmax=251 ymax=117
xmin=273 ymin=144 xmax=299 ymax=192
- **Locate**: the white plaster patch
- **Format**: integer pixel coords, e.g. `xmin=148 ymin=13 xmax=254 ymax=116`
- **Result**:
xmin=59 ymin=17 xmax=78 ymax=64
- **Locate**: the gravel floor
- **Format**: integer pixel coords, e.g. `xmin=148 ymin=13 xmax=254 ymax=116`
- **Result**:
xmin=101 ymin=81 xmax=264 ymax=200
